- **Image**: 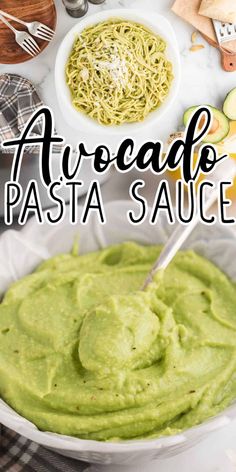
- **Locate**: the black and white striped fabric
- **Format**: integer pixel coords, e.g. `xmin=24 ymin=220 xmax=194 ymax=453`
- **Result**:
xmin=0 ymin=426 xmax=87 ymax=472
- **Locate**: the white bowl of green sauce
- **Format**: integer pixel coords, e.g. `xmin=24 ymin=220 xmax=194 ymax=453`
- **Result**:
xmin=0 ymin=201 xmax=236 ymax=469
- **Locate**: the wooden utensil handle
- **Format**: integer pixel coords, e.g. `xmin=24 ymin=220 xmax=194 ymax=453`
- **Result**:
xmin=201 ymin=33 xmax=236 ymax=72
xmin=221 ymin=48 xmax=236 ymax=72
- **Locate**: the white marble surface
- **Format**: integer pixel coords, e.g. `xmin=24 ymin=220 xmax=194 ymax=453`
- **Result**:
xmin=1 ymin=1 xmax=236 ymax=471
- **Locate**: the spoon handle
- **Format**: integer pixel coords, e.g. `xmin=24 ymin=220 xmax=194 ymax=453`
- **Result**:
xmin=142 ymin=158 xmax=236 ymax=290
xmin=142 ymin=217 xmax=202 ymax=290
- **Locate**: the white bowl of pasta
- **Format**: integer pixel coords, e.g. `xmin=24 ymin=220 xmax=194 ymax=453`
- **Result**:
xmin=55 ymin=8 xmax=181 ymax=135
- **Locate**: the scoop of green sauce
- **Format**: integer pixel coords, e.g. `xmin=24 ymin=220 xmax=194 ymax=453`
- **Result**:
xmin=0 ymin=242 xmax=236 ymax=441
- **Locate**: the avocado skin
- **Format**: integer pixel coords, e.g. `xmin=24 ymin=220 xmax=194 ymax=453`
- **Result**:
xmin=183 ymin=105 xmax=229 ymax=144
xmin=223 ymin=88 xmax=236 ymax=121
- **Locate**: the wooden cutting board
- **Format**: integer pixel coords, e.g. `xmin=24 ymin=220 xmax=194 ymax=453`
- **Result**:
xmin=172 ymin=0 xmax=236 ymax=72
xmin=0 ymin=0 xmax=56 ymax=64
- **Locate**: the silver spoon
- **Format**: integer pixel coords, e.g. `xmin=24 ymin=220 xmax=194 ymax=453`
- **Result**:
xmin=142 ymin=158 xmax=236 ymax=290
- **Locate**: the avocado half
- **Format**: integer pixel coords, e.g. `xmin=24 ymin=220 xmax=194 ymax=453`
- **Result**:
xmin=183 ymin=105 xmax=229 ymax=144
xmin=223 ymin=88 xmax=236 ymax=120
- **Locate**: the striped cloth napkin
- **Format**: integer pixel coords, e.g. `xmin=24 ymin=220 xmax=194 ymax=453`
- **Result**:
xmin=0 ymin=426 xmax=87 ymax=472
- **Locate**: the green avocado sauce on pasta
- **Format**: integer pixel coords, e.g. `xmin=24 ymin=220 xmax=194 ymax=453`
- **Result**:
xmin=65 ymin=19 xmax=174 ymax=126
